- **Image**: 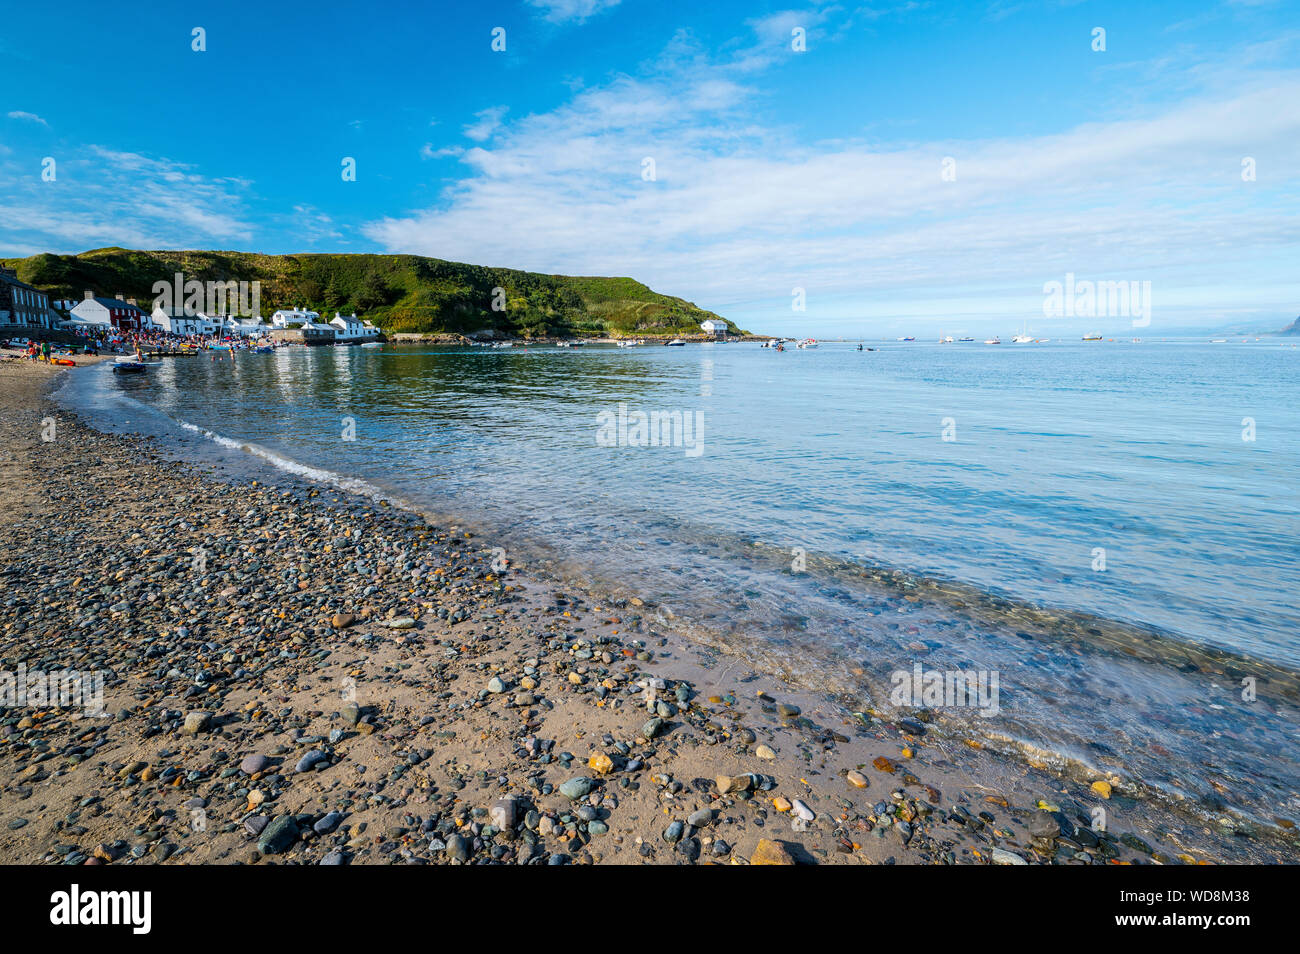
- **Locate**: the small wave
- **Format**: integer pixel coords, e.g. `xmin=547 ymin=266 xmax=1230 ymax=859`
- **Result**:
xmin=169 ymin=418 xmax=398 ymax=504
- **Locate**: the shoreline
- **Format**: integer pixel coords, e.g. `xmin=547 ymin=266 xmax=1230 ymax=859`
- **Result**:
xmin=1 ymin=361 xmax=1292 ymax=864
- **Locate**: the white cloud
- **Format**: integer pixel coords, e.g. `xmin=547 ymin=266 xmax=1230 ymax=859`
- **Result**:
xmin=7 ymin=110 xmax=48 ymax=126
xmin=0 ymin=147 xmax=253 ymax=254
xmin=364 ymin=22 xmax=1300 ymax=329
xmin=526 ymin=0 xmax=621 ymax=24
xmin=462 ymin=106 xmax=509 ymax=142
xmin=420 ymin=143 xmax=465 ymax=160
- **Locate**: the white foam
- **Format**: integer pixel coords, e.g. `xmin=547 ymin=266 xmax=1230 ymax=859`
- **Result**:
xmin=170 ymin=417 xmax=394 ymax=502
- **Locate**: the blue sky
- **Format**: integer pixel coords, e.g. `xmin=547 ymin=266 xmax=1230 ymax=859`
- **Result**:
xmin=2 ymin=0 xmax=1297 ymax=334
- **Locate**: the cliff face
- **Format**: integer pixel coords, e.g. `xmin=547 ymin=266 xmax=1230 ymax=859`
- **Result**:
xmin=1279 ymin=317 xmax=1300 ymax=335
xmin=0 ymin=248 xmax=744 ymax=338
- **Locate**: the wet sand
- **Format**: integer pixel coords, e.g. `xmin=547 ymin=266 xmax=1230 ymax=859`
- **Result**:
xmin=0 ymin=360 xmax=1290 ymax=865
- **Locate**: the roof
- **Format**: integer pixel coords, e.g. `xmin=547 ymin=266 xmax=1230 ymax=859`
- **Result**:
xmin=0 ymin=271 xmax=41 ymax=293
xmin=81 ymin=296 xmax=149 ymax=315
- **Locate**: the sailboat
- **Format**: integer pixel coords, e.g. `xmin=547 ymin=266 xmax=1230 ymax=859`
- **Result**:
xmin=1012 ymin=320 xmax=1033 ymax=343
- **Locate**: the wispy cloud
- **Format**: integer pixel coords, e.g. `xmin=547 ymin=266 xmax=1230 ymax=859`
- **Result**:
xmin=526 ymin=0 xmax=622 ymax=24
xmin=0 ymin=147 xmax=253 ymax=254
xmin=420 ymin=143 xmax=464 ymax=160
xmin=364 ymin=17 xmax=1300 ymax=327
xmin=462 ymin=106 xmax=509 ymax=142
xmin=7 ymin=110 xmax=48 ymax=126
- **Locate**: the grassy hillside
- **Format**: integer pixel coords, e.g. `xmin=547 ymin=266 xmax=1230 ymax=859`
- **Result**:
xmin=1 ymin=248 xmax=745 ymax=338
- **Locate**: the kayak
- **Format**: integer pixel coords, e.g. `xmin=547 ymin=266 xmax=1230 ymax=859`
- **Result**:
xmin=53 ymin=358 xmax=76 ymax=367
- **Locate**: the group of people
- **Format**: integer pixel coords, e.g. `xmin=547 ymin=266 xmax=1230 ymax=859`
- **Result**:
xmin=10 ymin=325 xmax=270 ymax=363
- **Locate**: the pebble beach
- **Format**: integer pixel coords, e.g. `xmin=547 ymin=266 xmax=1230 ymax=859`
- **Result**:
xmin=1 ymin=359 xmax=1292 ymax=866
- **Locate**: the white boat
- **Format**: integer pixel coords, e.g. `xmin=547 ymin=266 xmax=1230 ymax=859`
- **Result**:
xmin=797 ymin=338 xmax=818 ymax=349
xmin=665 ymin=339 xmax=686 ymax=347
xmin=360 ymin=342 xmax=383 ymax=349
xmin=616 ymin=340 xmax=641 ymax=348
xmin=1012 ymin=333 xmax=1033 ymax=343
xmin=939 ymin=336 xmax=955 ymax=344
xmin=984 ymin=337 xmax=1001 ymax=345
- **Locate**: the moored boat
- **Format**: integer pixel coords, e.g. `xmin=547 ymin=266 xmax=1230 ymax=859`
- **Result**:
xmin=112 ymin=356 xmax=150 ymax=373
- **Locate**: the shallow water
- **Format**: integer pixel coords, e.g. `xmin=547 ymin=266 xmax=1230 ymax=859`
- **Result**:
xmin=57 ymin=338 xmax=1300 ymax=828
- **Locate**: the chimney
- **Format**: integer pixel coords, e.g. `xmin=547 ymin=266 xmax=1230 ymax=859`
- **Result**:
xmin=127 ymin=298 xmax=138 ymax=307
xmin=115 ymin=292 xmax=125 ymax=301
xmin=84 ymin=290 xmax=94 ymax=300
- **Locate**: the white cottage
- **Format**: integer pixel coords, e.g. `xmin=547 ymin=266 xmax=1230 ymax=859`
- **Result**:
xmin=329 ymin=312 xmax=367 ymax=340
xmin=700 ymin=319 xmax=728 ymax=337
xmin=152 ymin=305 xmax=211 ymax=336
xmin=228 ymin=318 xmax=268 ymax=337
xmin=271 ymin=306 xmax=320 ymax=328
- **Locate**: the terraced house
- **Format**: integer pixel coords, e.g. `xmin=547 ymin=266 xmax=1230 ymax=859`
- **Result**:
xmin=0 ymin=267 xmax=57 ymax=331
